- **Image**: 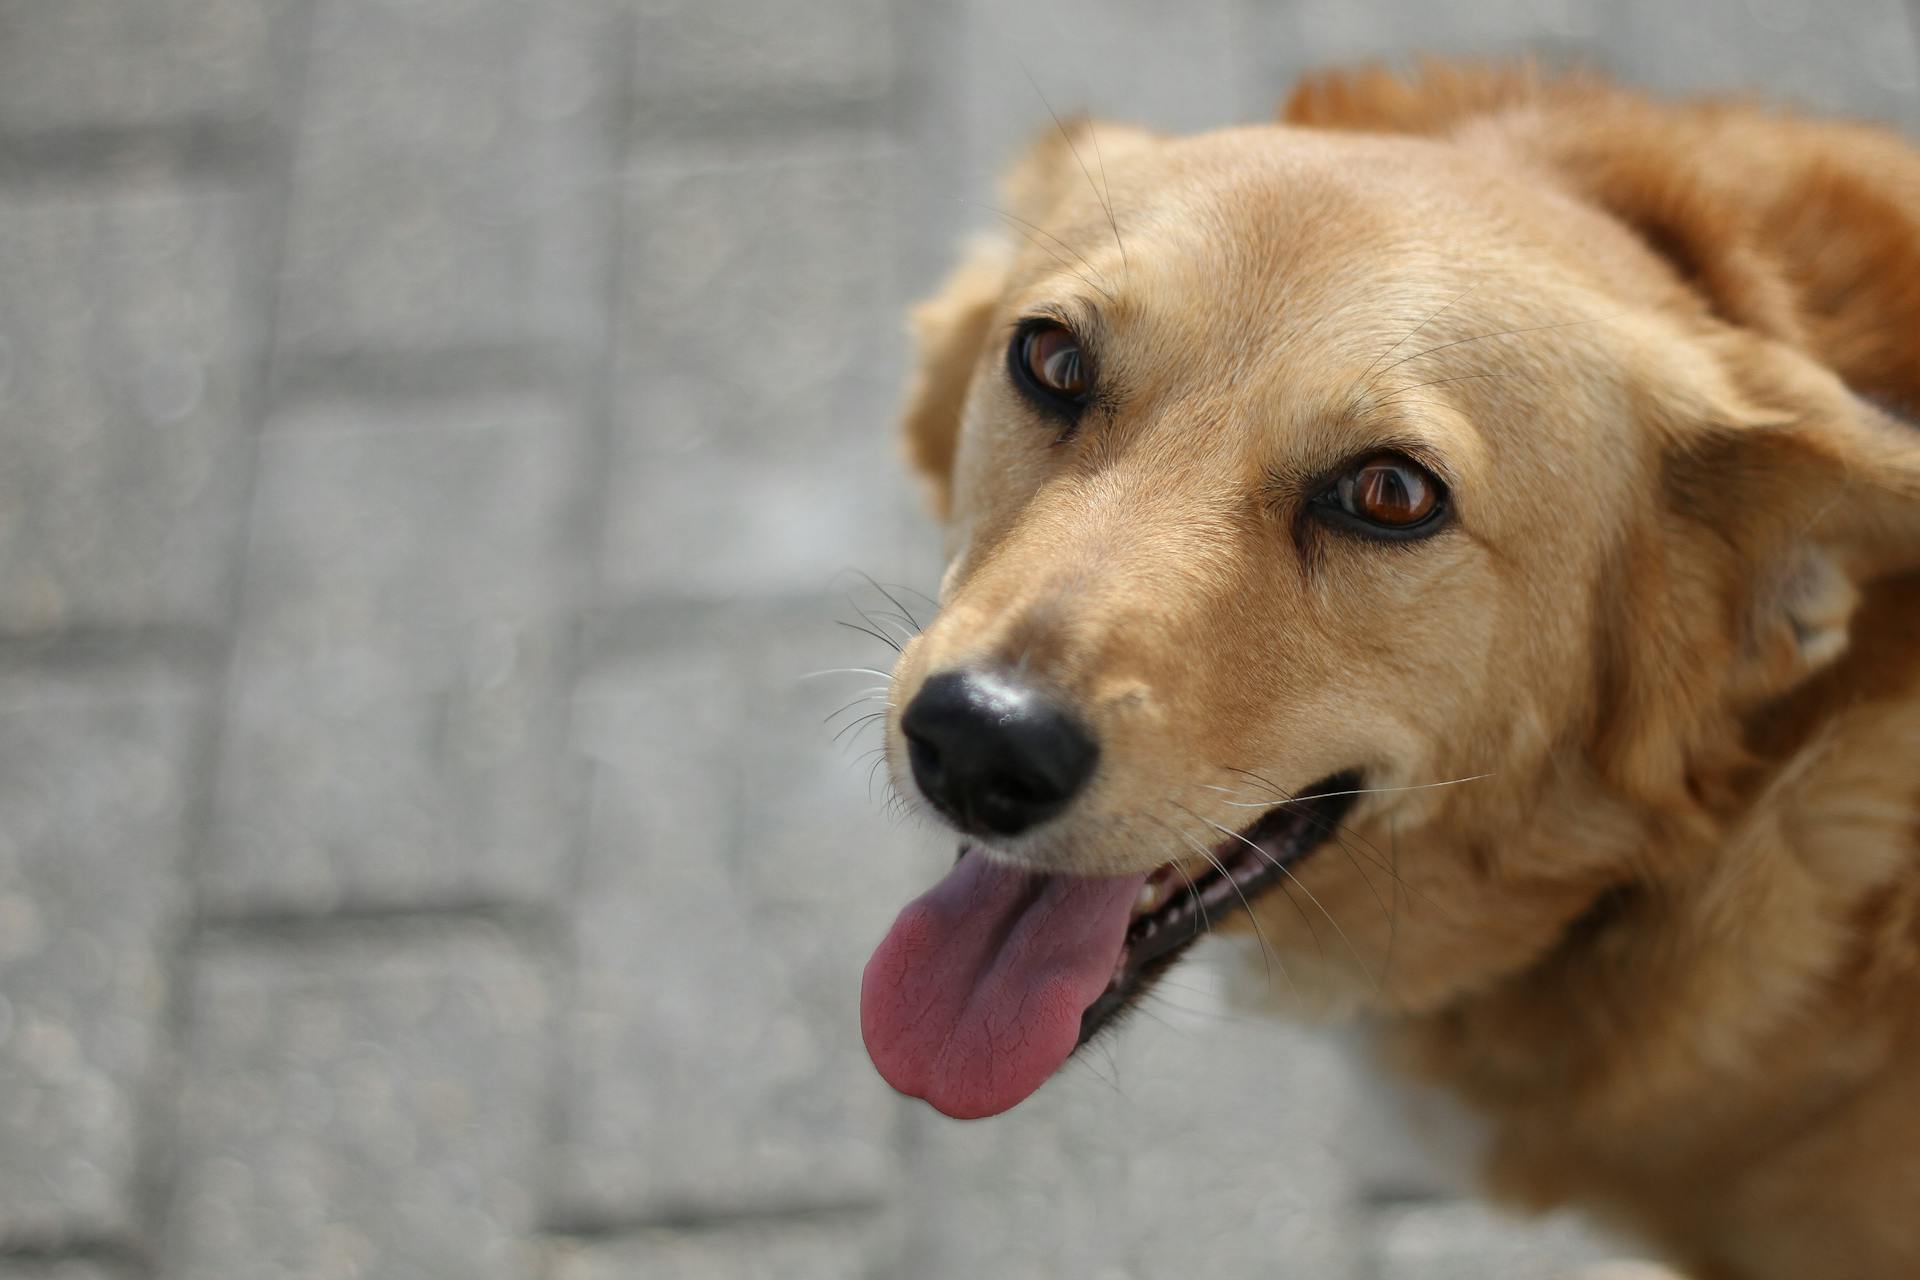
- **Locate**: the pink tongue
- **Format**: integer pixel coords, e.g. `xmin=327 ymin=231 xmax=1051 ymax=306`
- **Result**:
xmin=861 ymin=849 xmax=1147 ymax=1119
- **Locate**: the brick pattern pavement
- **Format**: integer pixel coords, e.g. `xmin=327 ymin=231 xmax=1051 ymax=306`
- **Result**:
xmin=1 ymin=1 xmax=1916 ymax=1274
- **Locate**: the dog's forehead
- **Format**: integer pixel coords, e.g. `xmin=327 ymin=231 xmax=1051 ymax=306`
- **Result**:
xmin=1065 ymin=130 xmax=1489 ymax=275
xmin=1019 ymin=129 xmax=1523 ymax=361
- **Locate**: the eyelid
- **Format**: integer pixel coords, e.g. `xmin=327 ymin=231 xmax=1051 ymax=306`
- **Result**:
xmin=1271 ymin=437 xmax=1454 ymax=498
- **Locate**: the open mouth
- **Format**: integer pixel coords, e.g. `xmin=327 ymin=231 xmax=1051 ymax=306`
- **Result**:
xmin=1077 ymin=770 xmax=1361 ymax=1047
xmin=860 ymin=771 xmax=1362 ymax=1119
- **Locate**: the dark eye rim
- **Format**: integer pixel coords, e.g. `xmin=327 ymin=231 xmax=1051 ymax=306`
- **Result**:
xmin=1007 ymin=317 xmax=1094 ymax=420
xmin=1307 ymin=451 xmax=1453 ymax=542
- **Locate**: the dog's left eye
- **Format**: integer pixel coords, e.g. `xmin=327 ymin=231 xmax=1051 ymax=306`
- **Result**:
xmin=1316 ymin=453 xmax=1447 ymax=536
xmin=1009 ymin=320 xmax=1091 ymax=414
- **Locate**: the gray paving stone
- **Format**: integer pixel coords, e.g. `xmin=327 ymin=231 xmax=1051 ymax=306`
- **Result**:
xmin=0 ymin=1263 xmax=131 ymax=1280
xmin=276 ymin=0 xmax=615 ymax=361
xmin=634 ymin=0 xmax=894 ymax=129
xmin=732 ymin=596 xmax=942 ymax=1013
xmin=1608 ymin=0 xmax=1920 ymax=129
xmin=207 ymin=392 xmax=580 ymax=914
xmin=1254 ymin=0 xmax=1603 ymax=87
xmin=0 ymin=0 xmax=296 ymax=139
xmin=0 ymin=665 xmax=199 ymax=1245
xmin=0 ymin=185 xmax=260 ymax=636
xmin=1333 ymin=1031 xmax=1496 ymax=1204
xmin=960 ymin=0 xmax=1269 ymax=185
xmin=602 ymin=146 xmax=932 ymax=603
xmin=1366 ymin=1199 xmax=1623 ymax=1280
xmin=555 ymin=609 xmax=937 ymax=1223
xmin=900 ymin=949 xmax=1366 ymax=1280
xmin=160 ymin=924 xmax=549 ymax=1280
xmin=546 ymin=1215 xmax=888 ymax=1280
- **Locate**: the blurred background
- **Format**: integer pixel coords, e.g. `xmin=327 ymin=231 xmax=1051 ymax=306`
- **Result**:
xmin=0 ymin=0 xmax=1916 ymax=1276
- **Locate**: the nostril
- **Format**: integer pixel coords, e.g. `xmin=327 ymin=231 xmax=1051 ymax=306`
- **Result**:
xmin=900 ymin=670 xmax=1099 ymax=837
xmin=903 ymin=725 xmax=944 ymax=790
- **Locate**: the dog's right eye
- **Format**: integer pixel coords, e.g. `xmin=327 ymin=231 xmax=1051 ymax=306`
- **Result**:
xmin=1311 ymin=452 xmax=1449 ymax=540
xmin=1009 ymin=320 xmax=1092 ymax=416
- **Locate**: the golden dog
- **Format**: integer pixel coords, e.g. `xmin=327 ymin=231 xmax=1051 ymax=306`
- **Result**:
xmin=858 ymin=63 xmax=1920 ymax=1279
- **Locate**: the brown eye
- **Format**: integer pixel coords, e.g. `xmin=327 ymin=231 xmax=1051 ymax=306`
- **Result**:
xmin=1323 ymin=453 xmax=1446 ymax=535
xmin=1011 ymin=321 xmax=1090 ymax=410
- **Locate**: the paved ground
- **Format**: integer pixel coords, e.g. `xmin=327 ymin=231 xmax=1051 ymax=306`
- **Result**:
xmin=1 ymin=1 xmax=1917 ymax=1275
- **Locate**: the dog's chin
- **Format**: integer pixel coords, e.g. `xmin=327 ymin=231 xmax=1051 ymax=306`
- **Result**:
xmin=860 ymin=771 xmax=1361 ymax=1119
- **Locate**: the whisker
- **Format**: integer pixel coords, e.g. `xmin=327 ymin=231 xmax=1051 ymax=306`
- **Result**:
xmin=1199 ymin=814 xmax=1379 ymax=994
xmin=1171 ymin=799 xmax=1325 ymax=972
xmin=864 ymin=608 xmax=920 ymax=637
xmin=836 ymin=619 xmax=902 ymax=654
xmin=821 ymin=691 xmax=888 ymax=724
xmin=1202 ymin=772 xmax=1397 ymax=929
xmin=848 ymin=595 xmax=917 ymax=644
xmin=1355 ymin=283 xmax=1481 ymax=393
xmin=1141 ymin=814 xmax=1214 ymax=939
xmin=1152 ymin=811 xmax=1296 ymax=1004
xmin=848 ymin=568 xmax=926 ymax=632
xmin=1320 ymin=827 xmax=1394 ymax=928
xmin=864 ymin=749 xmax=893 ymax=804
xmin=1084 ymin=119 xmax=1127 ymax=277
xmin=799 ymin=667 xmax=894 ymax=681
xmin=832 ymin=709 xmax=890 ymax=746
xmin=884 ymin=581 xmax=939 ymax=609
xmin=1374 ymin=371 xmax=1512 ymax=404
xmin=973 ymin=203 xmax=1116 ymax=301
xmin=1217 ymin=766 xmax=1440 ymax=912
xmin=1018 ymin=63 xmax=1126 ymax=283
xmin=1366 ymin=313 xmax=1618 ymax=391
xmin=1222 ymin=767 xmax=1409 ymax=873
xmin=1212 ymin=772 xmax=1494 ymax=807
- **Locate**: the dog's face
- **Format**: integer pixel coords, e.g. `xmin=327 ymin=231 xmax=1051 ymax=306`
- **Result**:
xmin=861 ymin=115 xmax=1919 ymax=1120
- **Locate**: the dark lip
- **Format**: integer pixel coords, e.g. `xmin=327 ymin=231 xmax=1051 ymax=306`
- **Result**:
xmin=1075 ymin=771 xmax=1363 ymax=1048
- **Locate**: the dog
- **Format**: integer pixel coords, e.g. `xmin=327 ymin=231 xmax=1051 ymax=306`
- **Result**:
xmin=857 ymin=62 xmax=1920 ymax=1279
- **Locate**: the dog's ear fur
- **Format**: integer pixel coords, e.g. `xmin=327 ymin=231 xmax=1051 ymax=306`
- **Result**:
xmin=1284 ymin=58 xmax=1556 ymax=134
xmin=1599 ymin=337 xmax=1920 ymax=804
xmin=1283 ymin=61 xmax=1920 ymax=410
xmin=900 ymin=236 xmax=1011 ymax=518
xmin=902 ymin=121 xmax=1157 ymax=517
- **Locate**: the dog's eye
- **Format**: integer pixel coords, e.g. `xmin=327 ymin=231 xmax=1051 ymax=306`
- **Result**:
xmin=1010 ymin=320 xmax=1091 ymax=412
xmin=1318 ymin=453 xmax=1446 ymax=535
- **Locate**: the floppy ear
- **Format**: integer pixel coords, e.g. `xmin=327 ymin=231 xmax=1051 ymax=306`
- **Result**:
xmin=1599 ymin=336 xmax=1920 ymax=802
xmin=900 ymin=120 xmax=1159 ymax=518
xmin=1283 ymin=58 xmax=1559 ymax=134
xmin=899 ymin=235 xmax=1012 ymax=519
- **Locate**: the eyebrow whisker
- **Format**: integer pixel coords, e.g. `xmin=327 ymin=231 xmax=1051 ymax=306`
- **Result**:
xmin=973 ymin=202 xmax=1117 ymax=302
xmin=1018 ymin=63 xmax=1127 ymax=284
xmin=1085 ymin=119 xmax=1128 ymax=279
xmin=1354 ymin=283 xmax=1482 ymax=394
xmin=1366 ymin=313 xmax=1618 ymax=393
xmin=1373 ymin=371 xmax=1513 ymax=404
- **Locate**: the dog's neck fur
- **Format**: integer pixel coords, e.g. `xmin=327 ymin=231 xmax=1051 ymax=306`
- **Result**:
xmin=1387 ymin=574 xmax=1920 ymax=1273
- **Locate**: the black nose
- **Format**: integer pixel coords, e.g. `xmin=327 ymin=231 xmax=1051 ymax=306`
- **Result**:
xmin=900 ymin=670 xmax=1099 ymax=837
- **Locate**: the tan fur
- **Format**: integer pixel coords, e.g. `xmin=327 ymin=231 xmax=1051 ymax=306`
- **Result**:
xmin=884 ymin=63 xmax=1920 ymax=1278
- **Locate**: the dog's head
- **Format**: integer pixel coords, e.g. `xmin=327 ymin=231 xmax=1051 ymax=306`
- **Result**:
xmin=861 ymin=68 xmax=1920 ymax=1119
